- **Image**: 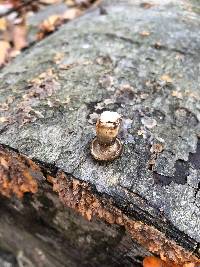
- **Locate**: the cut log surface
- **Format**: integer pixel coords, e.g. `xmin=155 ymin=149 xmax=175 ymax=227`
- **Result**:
xmin=0 ymin=0 xmax=200 ymax=266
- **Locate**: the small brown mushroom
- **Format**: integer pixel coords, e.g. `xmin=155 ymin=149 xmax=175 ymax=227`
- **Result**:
xmin=90 ymin=111 xmax=123 ymax=161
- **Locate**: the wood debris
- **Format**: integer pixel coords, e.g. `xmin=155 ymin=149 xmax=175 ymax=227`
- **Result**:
xmin=161 ymin=74 xmax=173 ymax=83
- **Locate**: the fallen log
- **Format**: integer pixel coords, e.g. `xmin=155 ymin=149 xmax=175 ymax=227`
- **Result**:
xmin=0 ymin=0 xmax=200 ymax=266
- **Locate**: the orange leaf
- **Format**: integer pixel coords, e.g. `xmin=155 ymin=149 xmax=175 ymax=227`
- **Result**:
xmin=39 ymin=14 xmax=62 ymax=33
xmin=143 ymin=256 xmax=163 ymax=267
xmin=143 ymin=256 xmax=182 ymax=267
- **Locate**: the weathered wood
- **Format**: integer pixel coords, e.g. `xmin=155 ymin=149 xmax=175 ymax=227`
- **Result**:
xmin=0 ymin=150 xmax=147 ymax=267
xmin=0 ymin=0 xmax=200 ymax=265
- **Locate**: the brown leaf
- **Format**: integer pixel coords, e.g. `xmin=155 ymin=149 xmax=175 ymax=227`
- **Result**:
xmin=140 ymin=2 xmax=155 ymax=9
xmin=38 ymin=8 xmax=82 ymax=40
xmin=39 ymin=14 xmax=62 ymax=33
xmin=12 ymin=23 xmax=27 ymax=51
xmin=0 ymin=40 xmax=10 ymax=66
xmin=62 ymin=7 xmax=82 ymax=20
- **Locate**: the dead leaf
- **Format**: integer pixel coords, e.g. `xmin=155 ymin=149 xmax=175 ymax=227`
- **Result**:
xmin=140 ymin=31 xmax=150 ymax=36
xmin=171 ymin=90 xmax=183 ymax=99
xmin=13 ymin=23 xmax=27 ymax=51
xmin=0 ymin=40 xmax=10 ymax=66
xmin=160 ymin=74 xmax=173 ymax=83
xmin=62 ymin=7 xmax=82 ymax=20
xmin=39 ymin=0 xmax=61 ymax=4
xmin=39 ymin=14 xmax=62 ymax=33
xmin=53 ymin=52 xmax=64 ymax=64
xmin=0 ymin=117 xmax=9 ymax=123
xmin=140 ymin=2 xmax=155 ymax=9
xmin=0 ymin=103 xmax=9 ymax=111
xmin=137 ymin=128 xmax=145 ymax=137
xmin=143 ymin=256 xmax=182 ymax=267
xmin=64 ymin=0 xmax=75 ymax=6
xmin=0 ymin=157 xmax=9 ymax=169
xmin=175 ymin=53 xmax=184 ymax=60
xmin=150 ymin=143 xmax=164 ymax=153
xmin=154 ymin=42 xmax=162 ymax=49
xmin=58 ymin=63 xmax=73 ymax=70
xmin=143 ymin=256 xmax=163 ymax=267
xmin=0 ymin=17 xmax=7 ymax=31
